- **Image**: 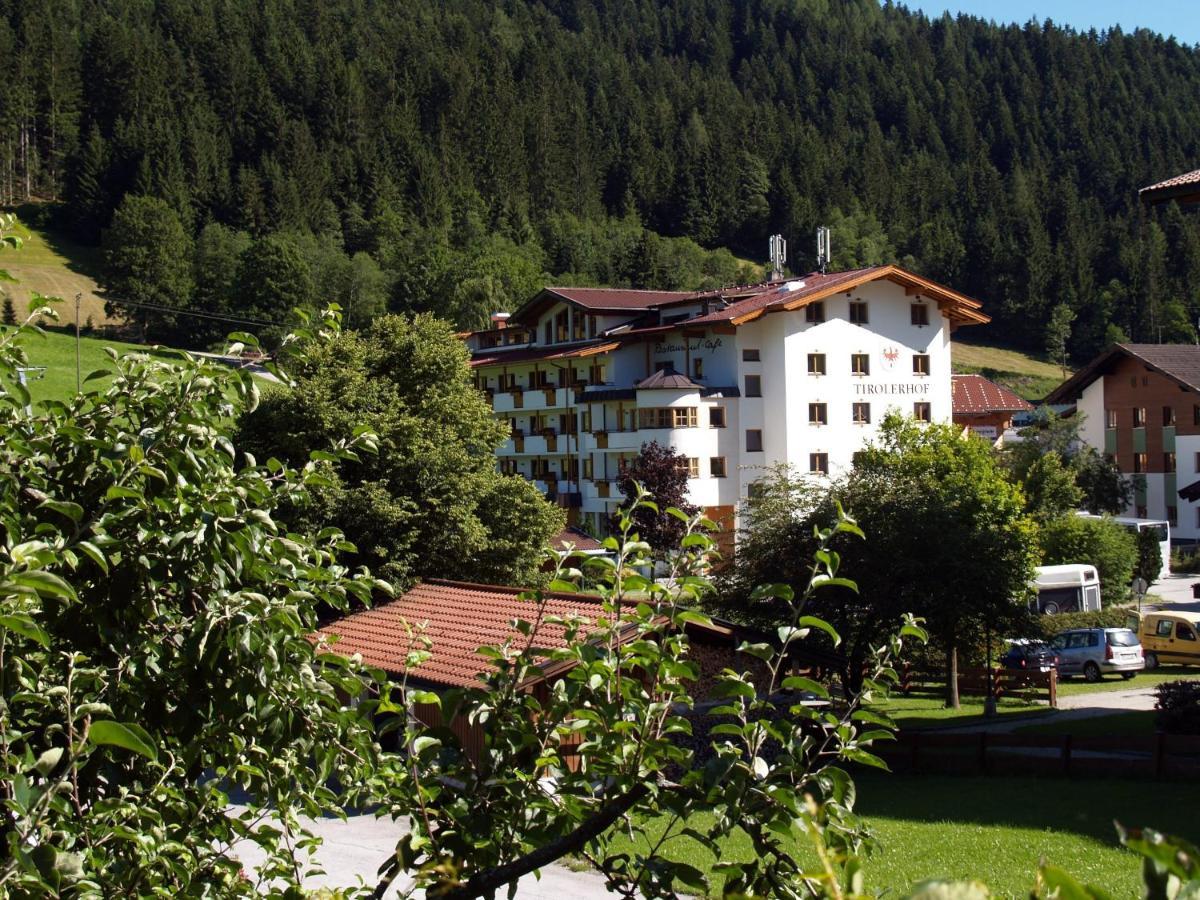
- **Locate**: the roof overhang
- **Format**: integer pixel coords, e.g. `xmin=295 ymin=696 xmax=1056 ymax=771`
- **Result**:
xmin=1044 ymin=343 xmax=1200 ymax=404
xmin=728 ymin=265 xmax=989 ymax=327
xmin=469 ymin=341 xmax=619 ymax=368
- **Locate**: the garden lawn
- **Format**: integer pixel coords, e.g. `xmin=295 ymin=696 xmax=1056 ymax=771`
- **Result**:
xmin=883 ymin=690 xmax=1050 ymax=731
xmin=606 ymin=775 xmax=1200 ymax=897
xmin=1012 ymin=710 xmax=1156 ymax=737
xmin=1055 ymin=665 xmax=1200 ymax=697
xmin=3 ymin=327 xmax=159 ymax=404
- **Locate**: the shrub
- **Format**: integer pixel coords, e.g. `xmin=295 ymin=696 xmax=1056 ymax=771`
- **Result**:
xmin=1156 ymin=680 xmax=1200 ymax=735
xmin=1037 ymin=607 xmax=1134 ymax=639
xmin=1173 ymin=548 xmax=1200 ymax=575
xmin=1039 ymin=514 xmax=1137 ymax=605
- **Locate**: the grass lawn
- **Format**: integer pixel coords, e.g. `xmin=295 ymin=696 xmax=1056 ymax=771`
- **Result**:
xmin=883 ymin=689 xmax=1051 ymax=731
xmin=952 ymin=340 xmax=1068 ymax=402
xmin=1055 ymin=665 xmax=1200 ymax=697
xmin=1012 ymin=710 xmax=1156 ymax=738
xmin=1 ymin=212 xmax=111 ymax=327
xmin=605 ymin=774 xmax=1199 ymax=896
xmin=4 ymin=326 xmax=163 ymax=404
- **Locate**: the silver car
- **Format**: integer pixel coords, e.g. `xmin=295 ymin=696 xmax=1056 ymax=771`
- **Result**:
xmin=1049 ymin=628 xmax=1144 ymax=682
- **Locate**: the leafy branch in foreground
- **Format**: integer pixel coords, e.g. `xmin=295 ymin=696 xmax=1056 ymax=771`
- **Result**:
xmin=368 ymin=484 xmax=926 ymax=899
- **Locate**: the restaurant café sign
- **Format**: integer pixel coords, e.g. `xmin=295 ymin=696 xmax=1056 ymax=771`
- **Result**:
xmin=653 ymin=338 xmax=723 ymax=354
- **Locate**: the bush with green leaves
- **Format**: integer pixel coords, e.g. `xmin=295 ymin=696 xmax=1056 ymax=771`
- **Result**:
xmin=1039 ymin=514 xmax=1137 ymax=606
xmin=1037 ymin=607 xmax=1134 ymax=639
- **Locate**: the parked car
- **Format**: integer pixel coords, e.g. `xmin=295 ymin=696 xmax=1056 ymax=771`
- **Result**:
xmin=1000 ymin=639 xmax=1059 ymax=671
xmin=1126 ymin=610 xmax=1200 ymax=670
xmin=1048 ymin=628 xmax=1144 ymax=682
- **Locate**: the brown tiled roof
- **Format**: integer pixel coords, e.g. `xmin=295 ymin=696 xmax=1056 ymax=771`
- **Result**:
xmin=542 ymin=286 xmax=697 ymax=311
xmin=1140 ymin=169 xmax=1200 ymax=204
xmin=683 ymin=265 xmax=988 ymax=327
xmin=952 ymin=374 xmax=1034 ymax=415
xmin=314 ymin=580 xmax=621 ymax=687
xmin=469 ymin=341 xmax=618 ymax=368
xmin=1046 ymin=343 xmax=1200 ymax=404
xmin=635 ymin=368 xmax=702 ymax=390
xmin=550 ymin=528 xmax=605 ymax=552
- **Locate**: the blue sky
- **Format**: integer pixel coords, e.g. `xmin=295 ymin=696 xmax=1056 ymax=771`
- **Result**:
xmin=903 ymin=1 xmax=1200 ymax=45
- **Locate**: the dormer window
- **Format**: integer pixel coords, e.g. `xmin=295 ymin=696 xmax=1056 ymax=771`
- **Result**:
xmin=849 ymin=301 xmax=869 ymax=325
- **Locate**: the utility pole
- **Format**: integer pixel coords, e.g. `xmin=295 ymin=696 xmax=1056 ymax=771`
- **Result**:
xmin=74 ymin=292 xmax=81 ymax=393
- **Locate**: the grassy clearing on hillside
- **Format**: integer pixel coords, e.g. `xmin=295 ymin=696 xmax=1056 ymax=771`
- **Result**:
xmin=4 ymin=327 xmax=158 ymax=403
xmin=604 ymin=774 xmax=1197 ymax=896
xmin=1 ymin=210 xmax=112 ymax=327
xmin=952 ymin=341 xmax=1069 ymax=402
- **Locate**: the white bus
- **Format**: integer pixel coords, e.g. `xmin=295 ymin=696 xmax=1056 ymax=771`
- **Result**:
xmin=1032 ymin=564 xmax=1102 ymax=614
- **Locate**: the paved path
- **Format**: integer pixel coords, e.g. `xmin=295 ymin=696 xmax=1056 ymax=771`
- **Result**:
xmin=1145 ymin=572 xmax=1200 ymax=609
xmin=230 ymin=807 xmax=618 ymax=898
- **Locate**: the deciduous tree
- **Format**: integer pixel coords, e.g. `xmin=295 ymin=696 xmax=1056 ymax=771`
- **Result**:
xmin=616 ymin=439 xmax=699 ymax=551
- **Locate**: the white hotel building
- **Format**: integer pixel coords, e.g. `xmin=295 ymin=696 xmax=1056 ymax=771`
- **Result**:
xmin=463 ymin=265 xmax=989 ymax=539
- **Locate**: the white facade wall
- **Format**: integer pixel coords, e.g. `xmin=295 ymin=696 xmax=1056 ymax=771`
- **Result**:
xmin=1176 ymin=435 xmax=1200 ymax=541
xmin=1077 ymin=379 xmax=1105 ymax=450
xmin=478 ymin=280 xmax=961 ymax=535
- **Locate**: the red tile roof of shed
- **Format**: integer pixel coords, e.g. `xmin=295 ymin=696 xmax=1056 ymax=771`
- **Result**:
xmin=314 ymin=580 xmax=619 ymax=688
xmin=1142 ymin=169 xmax=1200 ymax=193
xmin=952 ymin=373 xmax=1034 ymax=415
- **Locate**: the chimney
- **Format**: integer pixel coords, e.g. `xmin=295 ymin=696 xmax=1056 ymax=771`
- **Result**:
xmin=491 ymin=311 xmax=511 ymax=331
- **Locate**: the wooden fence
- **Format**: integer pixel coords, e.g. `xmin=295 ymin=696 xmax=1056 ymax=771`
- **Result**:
xmin=900 ymin=664 xmax=1058 ymax=708
xmin=877 ymin=731 xmax=1200 ymax=779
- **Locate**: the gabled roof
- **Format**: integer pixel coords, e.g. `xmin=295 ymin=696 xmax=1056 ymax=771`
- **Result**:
xmin=635 ymin=368 xmax=702 ymax=390
xmin=1045 ymin=343 xmax=1200 ymax=404
xmin=1140 ymin=169 xmax=1200 ymax=205
xmin=542 ymin=286 xmax=698 ymax=311
xmin=952 ymin=374 xmax=1034 ymax=416
xmin=681 ymin=265 xmax=988 ymax=327
xmin=314 ymin=580 xmax=629 ymax=688
xmin=469 ymin=340 xmax=618 ymax=368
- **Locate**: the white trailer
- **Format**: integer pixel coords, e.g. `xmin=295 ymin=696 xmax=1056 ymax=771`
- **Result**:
xmin=1033 ymin=564 xmax=1102 ymax=614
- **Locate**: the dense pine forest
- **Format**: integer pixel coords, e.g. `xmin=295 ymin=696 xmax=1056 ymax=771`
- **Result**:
xmin=4 ymin=0 xmax=1200 ymax=354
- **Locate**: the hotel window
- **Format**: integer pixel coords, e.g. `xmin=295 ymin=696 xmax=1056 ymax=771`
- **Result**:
xmin=572 ymin=315 xmax=586 ymax=341
xmin=809 ymin=453 xmax=829 ymax=475
xmin=746 ymin=429 xmax=763 ymax=452
xmin=676 ymin=457 xmax=700 ymax=479
xmin=1132 ymin=407 xmax=1146 ymax=428
xmin=809 ymin=402 xmax=828 ymax=425
xmin=672 ymin=407 xmax=698 ymax=428
xmin=710 ymin=456 xmax=728 ymax=478
xmin=1168 ymin=505 xmax=1178 ymax=527
xmin=913 ymin=354 xmax=931 ymax=376
xmin=913 ymin=402 xmax=932 ymax=422
xmin=1195 ymin=451 xmax=1200 ymax=471
xmin=808 ymin=353 xmax=826 ymax=375
xmin=1164 ymin=406 xmax=1177 ymax=426
xmin=693 ymin=358 xmax=704 ymax=380
xmin=544 ymin=321 xmax=552 ymax=344
xmin=589 ymin=363 xmax=606 ymax=384
xmin=583 ymin=458 xmax=593 ymax=480
xmin=1196 ymin=507 xmax=1200 ymax=528
xmin=852 ymin=402 xmax=871 ymax=425
xmin=1165 ymin=452 xmax=1177 ymax=473
xmin=1133 ymin=452 xmax=1148 ymax=473
xmin=1106 ymin=409 xmax=1118 ymax=429
xmin=587 ymin=315 xmax=597 ymax=338
xmin=641 ymin=406 xmax=698 ymax=429
xmin=501 ymin=373 xmax=517 ymax=390
xmin=581 ymin=409 xmax=591 ymax=432
xmin=911 ymin=303 xmax=929 ymax=326
xmin=851 ymin=353 xmax=870 ymax=376
xmin=1195 ymin=405 xmax=1200 ymax=426
xmin=849 ymin=301 xmax=869 ymax=325
xmin=709 ymin=406 xmax=726 ymax=428
xmin=805 ymin=302 xmax=825 ymax=323
xmin=745 ymin=374 xmax=762 ymax=397
xmin=742 ymin=348 xmax=761 ymax=362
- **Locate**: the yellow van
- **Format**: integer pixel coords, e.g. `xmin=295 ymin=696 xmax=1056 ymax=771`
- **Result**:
xmin=1128 ymin=610 xmax=1200 ymax=669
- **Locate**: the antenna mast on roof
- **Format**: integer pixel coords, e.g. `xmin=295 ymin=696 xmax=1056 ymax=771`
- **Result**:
xmin=768 ymin=234 xmax=787 ymax=280
xmin=816 ymin=226 xmax=831 ymax=274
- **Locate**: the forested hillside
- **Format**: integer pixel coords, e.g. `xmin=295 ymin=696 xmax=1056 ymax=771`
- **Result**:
xmin=5 ymin=0 xmax=1200 ymax=353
